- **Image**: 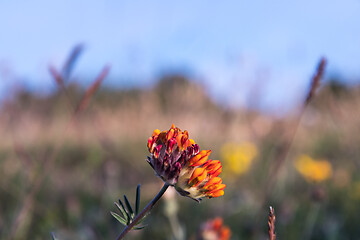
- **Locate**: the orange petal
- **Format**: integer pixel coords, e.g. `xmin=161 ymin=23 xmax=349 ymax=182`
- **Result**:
xmin=166 ymin=128 xmax=174 ymax=140
xmin=189 ymin=139 xmax=195 ymax=145
xmin=212 ymin=218 xmax=223 ymax=230
xmin=204 ymin=177 xmax=222 ymax=188
xmin=189 ymin=150 xmax=211 ymax=166
xmin=208 ymin=189 xmax=224 ymax=198
xmin=189 ymin=168 xmax=208 ymax=186
xmin=211 ymin=165 xmax=222 ymax=177
xmin=204 ymin=160 xmax=222 ymax=175
xmin=156 ymin=132 xmax=167 ymax=144
xmin=147 ymin=137 xmax=154 ymax=151
xmin=180 ymin=135 xmax=188 ymax=148
xmin=175 ymin=134 xmax=183 ymax=148
xmin=189 ymin=167 xmax=206 ymax=181
xmin=221 ymin=227 xmax=231 ymax=239
xmin=152 ymin=129 xmax=161 ymax=137
xmin=206 ymin=183 xmax=226 ymax=192
xmin=173 ymin=127 xmax=180 ymax=137
xmin=182 ymin=140 xmax=189 ymax=150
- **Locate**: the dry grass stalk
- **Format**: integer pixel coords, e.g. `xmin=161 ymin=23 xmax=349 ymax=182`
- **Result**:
xmin=9 ymin=61 xmax=109 ymax=240
xmin=305 ymin=57 xmax=327 ymax=106
xmin=49 ymin=66 xmax=65 ymax=89
xmin=265 ymin=58 xmax=327 ymax=193
xmin=268 ymin=206 xmax=276 ymax=240
xmin=75 ymin=65 xmax=110 ymax=114
xmin=253 ymin=58 xmax=327 ymax=234
xmin=49 ymin=44 xmax=85 ymax=111
xmin=61 ymin=44 xmax=84 ymax=81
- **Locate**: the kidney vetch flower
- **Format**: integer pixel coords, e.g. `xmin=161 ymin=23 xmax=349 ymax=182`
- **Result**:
xmin=147 ymin=124 xmax=226 ymax=201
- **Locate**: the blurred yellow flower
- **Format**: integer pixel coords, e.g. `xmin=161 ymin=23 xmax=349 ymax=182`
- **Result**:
xmin=295 ymin=155 xmax=332 ymax=182
xmin=221 ymin=142 xmax=258 ymax=176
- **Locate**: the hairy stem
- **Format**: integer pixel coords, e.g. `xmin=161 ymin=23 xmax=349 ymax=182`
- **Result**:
xmin=116 ymin=183 xmax=170 ymax=240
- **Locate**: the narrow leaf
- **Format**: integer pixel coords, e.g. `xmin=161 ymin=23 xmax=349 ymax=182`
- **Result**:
xmin=111 ymin=211 xmax=128 ymax=226
xmin=116 ymin=200 xmax=130 ymax=223
xmin=124 ymin=195 xmax=134 ymax=217
xmin=137 ymin=214 xmax=149 ymax=225
xmin=135 ymin=184 xmax=141 ymax=215
xmin=133 ymin=225 xmax=147 ymax=230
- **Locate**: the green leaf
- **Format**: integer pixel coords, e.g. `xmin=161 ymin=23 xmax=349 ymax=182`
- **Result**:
xmin=137 ymin=214 xmax=148 ymax=225
xmin=111 ymin=211 xmax=128 ymax=226
xmin=116 ymin=200 xmax=130 ymax=223
xmin=133 ymin=225 xmax=147 ymax=230
xmin=123 ymin=195 xmax=134 ymax=218
xmin=135 ymin=184 xmax=141 ymax=215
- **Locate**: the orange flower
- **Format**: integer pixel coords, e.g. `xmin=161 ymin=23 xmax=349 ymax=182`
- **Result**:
xmin=199 ymin=217 xmax=231 ymax=240
xmin=147 ymin=125 xmax=226 ymax=201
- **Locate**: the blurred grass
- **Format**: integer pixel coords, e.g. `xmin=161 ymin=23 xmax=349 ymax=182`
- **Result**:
xmin=0 ymin=75 xmax=360 ymax=239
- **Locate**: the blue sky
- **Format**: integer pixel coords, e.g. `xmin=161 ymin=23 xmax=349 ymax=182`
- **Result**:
xmin=0 ymin=0 xmax=359 ymax=113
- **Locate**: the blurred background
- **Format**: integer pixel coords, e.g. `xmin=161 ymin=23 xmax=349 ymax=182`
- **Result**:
xmin=1 ymin=1 xmax=360 ymax=239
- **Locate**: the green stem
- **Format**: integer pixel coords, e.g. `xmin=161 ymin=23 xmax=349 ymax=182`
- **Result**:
xmin=116 ymin=183 xmax=170 ymax=240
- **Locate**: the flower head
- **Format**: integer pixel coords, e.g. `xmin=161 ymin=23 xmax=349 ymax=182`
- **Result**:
xmin=147 ymin=124 xmax=225 ymax=201
xmin=198 ymin=217 xmax=231 ymax=240
xmin=221 ymin=142 xmax=258 ymax=176
xmin=295 ymin=154 xmax=332 ymax=182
